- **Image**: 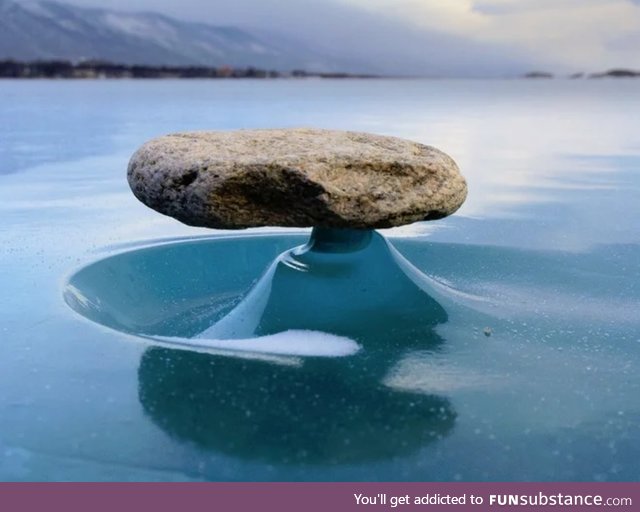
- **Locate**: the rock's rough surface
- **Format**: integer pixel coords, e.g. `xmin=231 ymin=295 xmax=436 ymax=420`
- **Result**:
xmin=127 ymin=128 xmax=467 ymax=229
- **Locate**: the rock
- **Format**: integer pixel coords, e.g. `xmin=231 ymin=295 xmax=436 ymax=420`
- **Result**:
xmin=127 ymin=128 xmax=467 ymax=229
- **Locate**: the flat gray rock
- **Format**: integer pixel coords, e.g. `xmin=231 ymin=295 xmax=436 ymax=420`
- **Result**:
xmin=127 ymin=128 xmax=467 ymax=229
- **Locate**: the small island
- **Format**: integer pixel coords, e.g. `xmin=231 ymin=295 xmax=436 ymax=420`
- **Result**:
xmin=522 ymin=71 xmax=554 ymax=79
xmin=588 ymin=68 xmax=640 ymax=78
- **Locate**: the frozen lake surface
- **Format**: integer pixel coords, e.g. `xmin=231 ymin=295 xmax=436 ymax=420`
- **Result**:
xmin=0 ymin=79 xmax=639 ymax=481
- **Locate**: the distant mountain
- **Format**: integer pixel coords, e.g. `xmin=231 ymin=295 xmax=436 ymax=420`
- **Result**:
xmin=0 ymin=0 xmax=361 ymax=72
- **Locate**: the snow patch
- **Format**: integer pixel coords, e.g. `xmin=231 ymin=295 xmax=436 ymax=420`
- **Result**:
xmin=153 ymin=329 xmax=361 ymax=358
xmin=101 ymin=13 xmax=179 ymax=43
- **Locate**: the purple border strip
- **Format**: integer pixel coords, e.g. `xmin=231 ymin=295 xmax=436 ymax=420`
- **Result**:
xmin=1 ymin=482 xmax=639 ymax=512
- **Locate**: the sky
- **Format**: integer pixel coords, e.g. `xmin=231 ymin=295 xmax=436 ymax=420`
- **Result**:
xmin=34 ymin=0 xmax=640 ymax=75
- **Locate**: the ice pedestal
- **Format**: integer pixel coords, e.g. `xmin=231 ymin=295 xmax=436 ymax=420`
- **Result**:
xmin=198 ymin=227 xmax=447 ymax=342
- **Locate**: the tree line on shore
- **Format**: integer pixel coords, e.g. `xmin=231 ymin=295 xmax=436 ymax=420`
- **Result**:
xmin=0 ymin=59 xmax=377 ymax=79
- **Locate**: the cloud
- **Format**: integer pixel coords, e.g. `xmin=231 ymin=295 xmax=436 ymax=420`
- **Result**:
xmin=343 ymin=0 xmax=640 ymax=72
xmin=472 ymin=0 xmax=602 ymax=16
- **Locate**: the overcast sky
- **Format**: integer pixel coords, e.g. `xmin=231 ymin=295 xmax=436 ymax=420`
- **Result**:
xmin=44 ymin=0 xmax=640 ymax=75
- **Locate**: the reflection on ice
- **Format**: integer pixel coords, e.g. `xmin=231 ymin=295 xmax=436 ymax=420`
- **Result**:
xmin=137 ymin=345 xmax=456 ymax=465
xmin=383 ymin=355 xmax=500 ymax=394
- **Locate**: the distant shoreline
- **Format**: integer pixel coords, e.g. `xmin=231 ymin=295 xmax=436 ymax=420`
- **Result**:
xmin=2 ymin=60 xmax=639 ymax=80
xmin=0 ymin=60 xmax=381 ymax=80
xmin=523 ymin=69 xmax=640 ymax=79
